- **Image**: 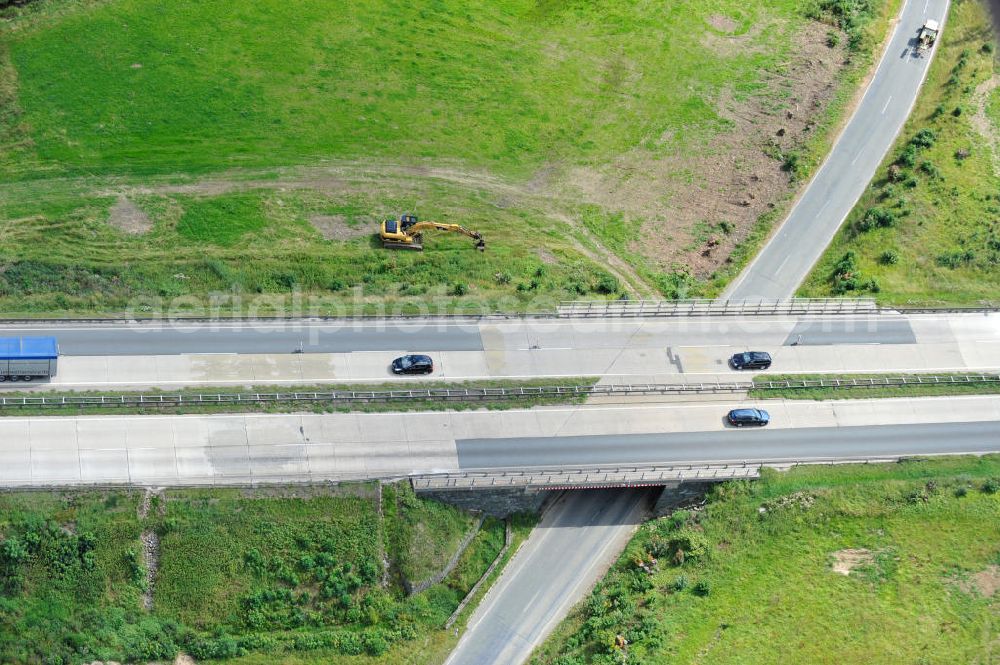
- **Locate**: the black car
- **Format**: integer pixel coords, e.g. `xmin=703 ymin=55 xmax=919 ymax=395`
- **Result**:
xmin=727 ymin=408 xmax=770 ymax=427
xmin=729 ymin=351 xmax=772 ymax=370
xmin=391 ymin=354 xmax=434 ymax=375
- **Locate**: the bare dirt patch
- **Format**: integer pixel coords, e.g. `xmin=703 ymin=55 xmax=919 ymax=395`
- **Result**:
xmin=969 ymin=74 xmax=1000 ymax=173
xmin=309 ymin=214 xmax=371 ymax=241
xmin=565 ymin=19 xmax=848 ymax=279
xmin=958 ymin=564 xmax=1000 ymax=597
xmin=707 ymin=14 xmax=739 ymax=33
xmin=831 ymin=548 xmax=874 ymax=575
xmin=108 ymin=196 xmax=152 ymax=234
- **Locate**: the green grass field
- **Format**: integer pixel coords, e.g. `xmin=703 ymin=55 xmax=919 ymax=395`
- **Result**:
xmin=800 ymin=0 xmax=1000 ymax=305
xmin=532 ymin=455 xmax=1000 ymax=665
xmin=0 ymin=0 xmax=888 ymax=314
xmin=0 ymin=483 xmax=528 ymax=663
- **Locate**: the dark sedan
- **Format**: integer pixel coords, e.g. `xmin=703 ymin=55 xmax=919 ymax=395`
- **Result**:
xmin=391 ymin=354 xmax=434 ymax=375
xmin=729 ymin=351 xmax=772 ymax=370
xmin=727 ymin=408 xmax=770 ymax=427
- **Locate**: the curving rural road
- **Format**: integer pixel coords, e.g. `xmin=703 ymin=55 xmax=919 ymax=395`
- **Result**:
xmin=726 ymin=0 xmax=950 ymax=300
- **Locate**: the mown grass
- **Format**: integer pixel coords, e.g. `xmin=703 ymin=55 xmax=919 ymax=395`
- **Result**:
xmin=800 ymin=0 xmax=1000 ymax=305
xmin=3 ymin=0 xmax=830 ymax=179
xmin=0 ymin=376 xmax=595 ymax=417
xmin=0 ymin=0 xmax=896 ymax=313
xmin=0 ymin=482 xmax=524 ymax=663
xmin=0 ymin=182 xmax=628 ymax=315
xmin=752 ymin=372 xmax=1000 ymax=399
xmin=532 ymin=455 xmax=1000 ymax=665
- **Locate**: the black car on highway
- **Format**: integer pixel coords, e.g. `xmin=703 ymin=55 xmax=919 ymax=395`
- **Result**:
xmin=729 ymin=351 xmax=772 ymax=370
xmin=391 ymin=354 xmax=434 ymax=375
xmin=727 ymin=408 xmax=770 ymax=427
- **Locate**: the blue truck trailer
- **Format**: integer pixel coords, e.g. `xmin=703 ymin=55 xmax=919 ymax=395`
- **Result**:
xmin=0 ymin=337 xmax=59 ymax=382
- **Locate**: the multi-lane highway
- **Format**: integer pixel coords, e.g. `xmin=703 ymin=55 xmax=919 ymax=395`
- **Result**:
xmin=726 ymin=0 xmax=950 ymax=299
xmin=4 ymin=395 xmax=998 ymax=486
xmin=5 ymin=312 xmax=1000 ymax=388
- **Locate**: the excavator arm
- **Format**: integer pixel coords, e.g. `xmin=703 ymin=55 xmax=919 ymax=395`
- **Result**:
xmin=380 ymin=217 xmax=485 ymax=251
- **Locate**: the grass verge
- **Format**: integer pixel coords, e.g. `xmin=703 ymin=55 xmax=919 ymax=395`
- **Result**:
xmin=799 ymin=0 xmax=1000 ymax=305
xmin=531 ymin=455 xmax=1000 ymax=665
xmin=752 ymin=372 xmax=1000 ymax=399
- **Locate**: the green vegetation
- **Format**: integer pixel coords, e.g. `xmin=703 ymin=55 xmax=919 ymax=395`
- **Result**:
xmin=752 ymin=373 xmax=1000 ymax=399
xmin=801 ymin=0 xmax=1000 ymax=304
xmin=382 ymin=482 xmax=480 ymax=587
xmin=0 ymin=377 xmax=594 ymax=417
xmin=0 ymin=484 xmax=531 ymax=663
xmin=1 ymin=0 xmax=850 ymax=178
xmin=532 ymin=455 xmax=1000 ymax=665
xmin=0 ymin=0 xmax=892 ymax=313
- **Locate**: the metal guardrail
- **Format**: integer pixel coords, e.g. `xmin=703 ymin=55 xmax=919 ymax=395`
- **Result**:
xmin=0 ymin=374 xmax=997 ymax=410
xmin=0 ymin=298 xmax=997 ymax=326
xmin=557 ymin=297 xmax=878 ymax=318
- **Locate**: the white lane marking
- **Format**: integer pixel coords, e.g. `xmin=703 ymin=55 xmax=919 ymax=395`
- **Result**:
xmin=881 ymin=96 xmax=892 ymax=114
xmin=850 ymin=148 xmax=864 ymax=165
xmin=924 ymin=0 xmax=930 ymax=13
xmin=775 ymin=256 xmax=791 ymax=275
xmin=817 ymin=200 xmax=831 ymax=217
xmin=516 ymin=347 xmax=572 ymax=351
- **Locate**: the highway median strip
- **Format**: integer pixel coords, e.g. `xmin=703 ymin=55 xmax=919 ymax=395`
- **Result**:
xmin=0 ymin=378 xmax=598 ymax=417
xmin=751 ymin=373 xmax=1000 ymax=400
xmin=2 ymin=373 xmax=1000 ymax=416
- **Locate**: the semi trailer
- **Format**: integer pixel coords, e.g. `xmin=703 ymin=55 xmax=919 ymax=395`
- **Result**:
xmin=0 ymin=337 xmax=58 ymax=382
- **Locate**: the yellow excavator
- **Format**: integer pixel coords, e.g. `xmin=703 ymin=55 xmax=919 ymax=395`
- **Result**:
xmin=379 ymin=214 xmax=485 ymax=251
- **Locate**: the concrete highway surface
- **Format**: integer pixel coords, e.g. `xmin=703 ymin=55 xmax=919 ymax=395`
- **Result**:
xmin=3 ymin=395 xmax=998 ymax=487
xmin=6 ymin=313 xmax=1000 ymax=389
xmin=444 ymin=489 xmax=655 ymax=665
xmin=726 ymin=0 xmax=950 ymax=300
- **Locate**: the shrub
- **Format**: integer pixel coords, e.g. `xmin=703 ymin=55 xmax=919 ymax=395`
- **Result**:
xmin=954 ymin=486 xmax=968 ymax=498
xmin=659 ymin=528 xmax=710 ymax=565
xmin=936 ymin=250 xmax=976 ymax=269
xmin=856 ymin=207 xmax=897 ymax=232
xmin=919 ymin=160 xmax=941 ymax=179
xmin=450 ymin=282 xmax=468 ymax=296
xmin=494 ymin=271 xmax=511 ymax=285
xmin=593 ymin=274 xmax=620 ymax=295
xmin=671 ymin=575 xmax=689 ymax=592
xmin=952 ymin=106 xmax=963 ymax=117
xmin=782 ymin=152 xmax=801 ymax=176
xmin=879 ymin=250 xmax=899 ymax=265
xmin=864 ymin=278 xmax=880 ymax=293
xmin=826 ymin=31 xmax=840 ymax=47
xmin=911 ymin=128 xmax=936 ymax=149
xmin=692 ymin=580 xmax=711 ymax=597
xmin=931 ymin=104 xmax=946 ymax=119
xmin=897 ymin=144 xmax=918 ymax=168
xmin=982 ymin=478 xmax=1000 ymax=494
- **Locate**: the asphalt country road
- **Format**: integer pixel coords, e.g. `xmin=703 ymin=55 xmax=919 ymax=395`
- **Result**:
xmin=726 ymin=0 xmax=950 ymax=300
xmin=445 ymin=489 xmax=654 ymax=665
